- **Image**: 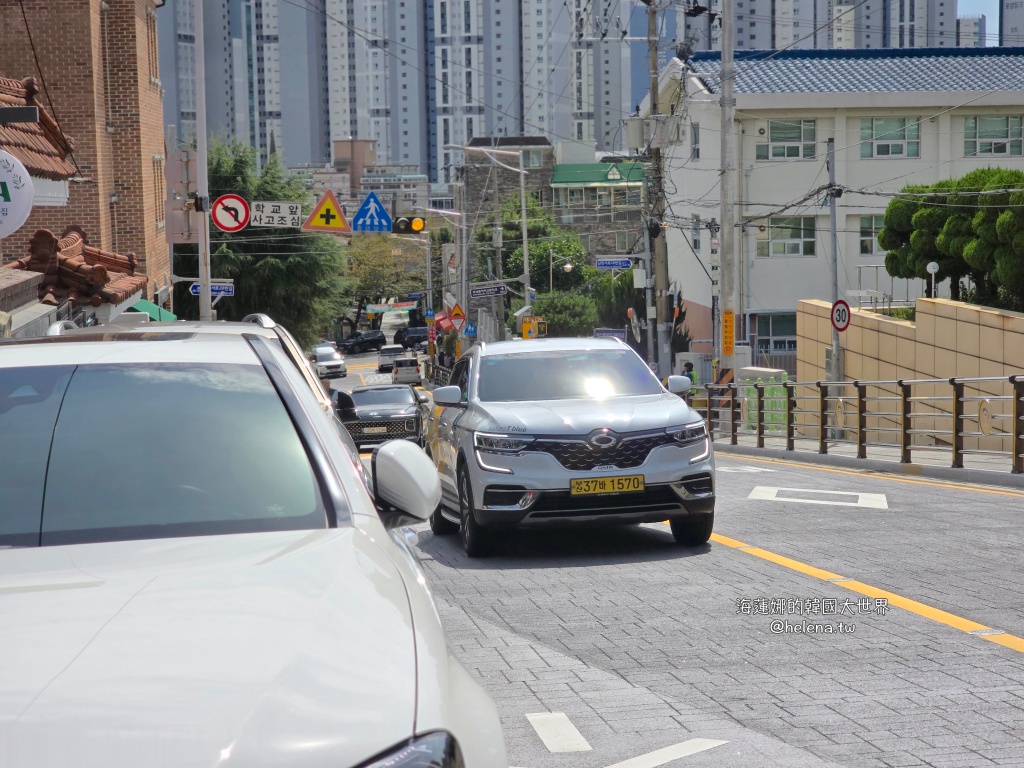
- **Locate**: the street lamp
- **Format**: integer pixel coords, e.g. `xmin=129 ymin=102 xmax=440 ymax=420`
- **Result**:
xmin=444 ymin=144 xmax=531 ymax=314
xmin=549 ymin=250 xmax=574 ymax=293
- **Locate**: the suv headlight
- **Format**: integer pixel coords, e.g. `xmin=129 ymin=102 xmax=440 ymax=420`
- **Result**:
xmin=474 ymin=431 xmax=535 ymax=453
xmin=358 ymin=732 xmax=463 ymax=768
xmin=667 ymin=422 xmax=707 ymax=445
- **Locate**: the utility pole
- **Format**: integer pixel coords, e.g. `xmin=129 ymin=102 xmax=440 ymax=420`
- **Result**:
xmin=647 ymin=0 xmax=670 ymax=377
xmin=827 ymin=137 xmax=840 ymax=382
xmin=718 ymin=0 xmax=736 ymax=378
xmin=193 ymin=0 xmax=213 ymax=321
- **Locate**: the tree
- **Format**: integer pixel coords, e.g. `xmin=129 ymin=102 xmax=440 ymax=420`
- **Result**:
xmin=172 ymin=140 xmax=349 ymax=348
xmin=504 ymin=233 xmax=591 ymax=294
xmin=342 ymin=234 xmax=426 ymax=335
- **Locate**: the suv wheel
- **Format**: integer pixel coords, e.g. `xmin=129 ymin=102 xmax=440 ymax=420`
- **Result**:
xmin=458 ymin=467 xmax=492 ymax=557
xmin=669 ymin=511 xmax=714 ymax=546
xmin=429 ymin=503 xmax=458 ymax=535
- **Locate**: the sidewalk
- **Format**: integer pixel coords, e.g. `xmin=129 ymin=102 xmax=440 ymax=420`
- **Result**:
xmin=712 ymin=430 xmax=1024 ymax=489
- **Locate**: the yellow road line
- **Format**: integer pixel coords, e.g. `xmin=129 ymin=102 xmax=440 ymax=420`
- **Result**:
xmin=708 ymin=532 xmax=1024 ymax=654
xmin=715 ymin=453 xmax=1024 ymax=498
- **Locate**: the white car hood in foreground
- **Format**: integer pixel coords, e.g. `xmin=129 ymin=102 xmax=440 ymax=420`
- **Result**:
xmin=0 ymin=529 xmax=417 ymax=768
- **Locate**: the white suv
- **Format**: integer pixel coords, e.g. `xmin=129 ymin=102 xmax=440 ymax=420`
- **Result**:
xmin=377 ymin=344 xmax=406 ymax=372
xmin=426 ymin=337 xmax=713 ymax=556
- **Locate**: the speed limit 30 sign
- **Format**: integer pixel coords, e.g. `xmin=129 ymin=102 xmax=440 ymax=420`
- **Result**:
xmin=831 ymin=299 xmax=851 ymax=332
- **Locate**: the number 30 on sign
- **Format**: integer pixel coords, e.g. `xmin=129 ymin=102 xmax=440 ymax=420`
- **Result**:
xmin=831 ymin=299 xmax=851 ymax=332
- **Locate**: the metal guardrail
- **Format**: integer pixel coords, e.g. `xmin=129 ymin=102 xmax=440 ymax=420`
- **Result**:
xmin=702 ymin=375 xmax=1024 ymax=475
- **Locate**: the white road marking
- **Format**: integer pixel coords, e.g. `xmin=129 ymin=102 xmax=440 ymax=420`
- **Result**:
xmin=717 ymin=466 xmax=777 ymax=473
xmin=748 ymin=486 xmax=888 ymax=509
xmin=525 ymin=712 xmax=593 ymax=753
xmin=602 ymin=739 xmax=729 ymax=768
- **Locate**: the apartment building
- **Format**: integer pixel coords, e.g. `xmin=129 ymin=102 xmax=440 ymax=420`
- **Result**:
xmin=657 ymin=47 xmax=1024 ymax=356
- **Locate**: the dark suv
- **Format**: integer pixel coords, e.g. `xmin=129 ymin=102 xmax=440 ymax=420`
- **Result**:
xmin=338 ymin=329 xmax=386 ymax=354
xmin=394 ymin=326 xmax=429 ymax=349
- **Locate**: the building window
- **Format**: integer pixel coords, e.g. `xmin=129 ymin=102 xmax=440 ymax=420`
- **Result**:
xmin=755 ymin=119 xmax=816 ymax=160
xmin=576 ymin=122 xmax=583 ymax=140
xmin=756 ymin=313 xmax=797 ymax=352
xmin=859 ymin=215 xmax=886 ymax=256
xmin=690 ymin=124 xmax=699 ymax=160
xmin=147 ymin=10 xmax=161 ymax=85
xmin=466 ymin=117 xmax=474 ymax=140
xmin=691 ymin=215 xmax=701 ymax=252
xmin=964 ymin=116 xmax=1023 ymax=156
xmin=523 ymin=149 xmax=543 ymax=168
xmin=153 ymin=155 xmax=165 ymax=230
xmin=615 ymin=232 xmax=631 ymax=253
xmin=756 ymin=216 xmax=816 ymax=257
xmin=568 ymin=188 xmax=584 ymax=204
xmin=860 ymin=118 xmax=920 ymax=158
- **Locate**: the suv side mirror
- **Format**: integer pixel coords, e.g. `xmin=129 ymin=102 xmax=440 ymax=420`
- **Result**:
xmin=667 ymin=375 xmax=695 ymax=395
xmin=432 ymin=385 xmax=463 ymax=406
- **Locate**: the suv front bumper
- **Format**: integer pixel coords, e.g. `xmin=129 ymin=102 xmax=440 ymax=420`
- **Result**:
xmin=466 ymin=442 xmax=715 ymax=527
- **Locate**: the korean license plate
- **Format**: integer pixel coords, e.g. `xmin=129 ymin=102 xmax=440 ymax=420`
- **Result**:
xmin=363 ymin=426 xmax=388 ymax=434
xmin=570 ymin=475 xmax=644 ymax=496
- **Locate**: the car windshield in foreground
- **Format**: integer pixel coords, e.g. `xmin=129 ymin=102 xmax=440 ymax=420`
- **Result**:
xmin=477 ymin=349 xmax=664 ymax=402
xmin=351 ymin=387 xmax=415 ymax=406
xmin=0 ymin=363 xmax=328 ymax=548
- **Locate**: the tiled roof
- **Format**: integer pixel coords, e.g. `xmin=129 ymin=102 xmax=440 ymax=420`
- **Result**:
xmin=551 ymin=163 xmax=645 ymax=185
xmin=686 ymin=47 xmax=1024 ymax=95
xmin=3 ymin=226 xmax=147 ymax=307
xmin=0 ymin=76 xmax=76 ymax=180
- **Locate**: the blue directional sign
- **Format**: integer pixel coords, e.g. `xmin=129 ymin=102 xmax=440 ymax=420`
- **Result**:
xmin=407 ymin=291 xmax=425 ymax=299
xmin=425 ymin=307 xmax=435 ymax=319
xmin=594 ymin=328 xmax=627 ymax=341
xmin=351 ymin=191 xmax=392 ymax=232
xmin=190 ymin=283 xmax=234 ymax=297
xmin=596 ymin=257 xmax=633 ymax=270
xmin=464 ymin=320 xmax=477 ymax=337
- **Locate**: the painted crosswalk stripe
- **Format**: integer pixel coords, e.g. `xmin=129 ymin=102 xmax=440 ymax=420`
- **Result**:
xmin=525 ymin=712 xmax=592 ymax=752
xmin=603 ymin=739 xmax=729 ymax=768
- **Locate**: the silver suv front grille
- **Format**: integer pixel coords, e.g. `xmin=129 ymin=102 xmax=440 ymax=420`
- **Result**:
xmin=524 ymin=431 xmax=677 ymax=471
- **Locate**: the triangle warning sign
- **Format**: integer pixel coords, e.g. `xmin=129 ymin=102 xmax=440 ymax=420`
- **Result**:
xmin=302 ymin=189 xmax=351 ymax=234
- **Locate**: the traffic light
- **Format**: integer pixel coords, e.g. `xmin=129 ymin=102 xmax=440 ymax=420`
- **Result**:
xmin=394 ymin=216 xmax=426 ymax=234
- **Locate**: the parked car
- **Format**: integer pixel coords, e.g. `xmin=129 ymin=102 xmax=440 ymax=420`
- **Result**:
xmin=394 ymin=325 xmax=429 ymax=349
xmin=392 ymin=356 xmax=423 ymax=385
xmin=312 ymin=345 xmax=347 ymax=378
xmin=337 ymin=384 xmax=430 ymax=448
xmin=377 ymin=344 xmax=406 ymax=372
xmin=338 ymin=329 xmax=386 ymax=354
xmin=0 ymin=330 xmax=507 ymax=767
xmin=414 ymin=339 xmax=430 ymax=353
xmin=426 ymin=337 xmax=710 ymax=556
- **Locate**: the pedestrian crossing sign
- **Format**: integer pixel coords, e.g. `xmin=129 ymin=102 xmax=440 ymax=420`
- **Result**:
xmin=351 ymin=191 xmax=393 ymax=232
xmin=302 ymin=189 xmax=351 ymax=234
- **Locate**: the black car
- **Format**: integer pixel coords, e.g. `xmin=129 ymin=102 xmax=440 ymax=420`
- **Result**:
xmin=394 ymin=326 xmax=429 ymax=349
xmin=335 ymin=384 xmax=430 ymax=449
xmin=338 ymin=329 xmax=386 ymax=354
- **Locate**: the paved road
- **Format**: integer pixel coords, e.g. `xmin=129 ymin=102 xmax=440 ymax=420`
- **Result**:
xmin=404 ymin=453 xmax=1024 ymax=768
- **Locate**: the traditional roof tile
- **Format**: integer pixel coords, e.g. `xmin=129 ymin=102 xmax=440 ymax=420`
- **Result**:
xmin=686 ymin=47 xmax=1024 ymax=96
xmin=2 ymin=226 xmax=146 ymax=307
xmin=0 ymin=76 xmax=76 ymax=180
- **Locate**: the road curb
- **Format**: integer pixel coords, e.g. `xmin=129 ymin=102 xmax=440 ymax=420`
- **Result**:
xmin=712 ymin=442 xmax=1024 ymax=490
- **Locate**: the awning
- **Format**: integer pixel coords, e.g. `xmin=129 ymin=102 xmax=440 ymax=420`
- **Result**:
xmin=129 ymin=299 xmax=177 ymax=322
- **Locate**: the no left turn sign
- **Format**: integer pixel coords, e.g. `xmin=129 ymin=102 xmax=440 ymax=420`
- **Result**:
xmin=212 ymin=194 xmax=251 ymax=233
xmin=831 ymin=299 xmax=851 ymax=332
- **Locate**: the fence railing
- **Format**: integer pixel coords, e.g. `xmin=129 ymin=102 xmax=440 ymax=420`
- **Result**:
xmin=702 ymin=375 xmax=1024 ymax=475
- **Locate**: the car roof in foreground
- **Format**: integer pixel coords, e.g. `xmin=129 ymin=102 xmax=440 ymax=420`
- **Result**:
xmin=0 ymin=332 xmax=262 ymax=367
xmin=474 ymin=337 xmax=628 ymax=357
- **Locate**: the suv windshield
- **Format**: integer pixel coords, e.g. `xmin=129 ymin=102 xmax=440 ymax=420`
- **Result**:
xmin=379 ymin=346 xmax=404 ymax=356
xmin=314 ymin=349 xmax=341 ymax=362
xmin=351 ymin=388 xmax=415 ymax=406
xmin=477 ymin=349 xmax=664 ymax=402
xmin=0 ymin=363 xmax=327 ymax=547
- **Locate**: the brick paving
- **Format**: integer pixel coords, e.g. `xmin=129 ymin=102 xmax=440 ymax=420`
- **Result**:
xmin=412 ymin=456 xmax=1024 ymax=767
